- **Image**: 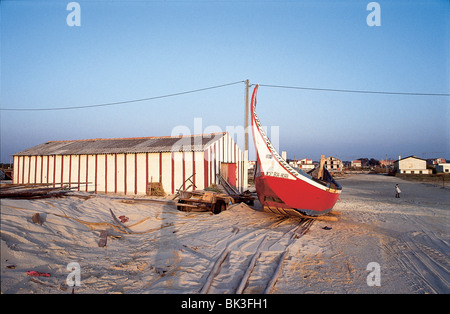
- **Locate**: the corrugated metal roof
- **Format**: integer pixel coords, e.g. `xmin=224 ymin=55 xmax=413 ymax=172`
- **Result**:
xmin=14 ymin=133 xmax=227 ymax=156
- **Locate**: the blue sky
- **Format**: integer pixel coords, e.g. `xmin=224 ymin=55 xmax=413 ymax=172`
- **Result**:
xmin=1 ymin=0 xmax=449 ymax=163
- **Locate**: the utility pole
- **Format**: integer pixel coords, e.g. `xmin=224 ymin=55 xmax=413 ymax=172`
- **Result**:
xmin=243 ymin=79 xmax=250 ymax=191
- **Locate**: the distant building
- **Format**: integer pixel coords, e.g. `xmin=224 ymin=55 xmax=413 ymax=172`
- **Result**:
xmin=325 ymin=156 xmax=343 ymax=172
xmin=289 ymin=158 xmax=315 ymax=171
xmin=351 ymin=160 xmax=362 ymax=168
xmin=436 ymin=163 xmax=450 ymax=173
xmin=379 ymin=160 xmax=395 ymax=168
xmin=426 ymin=158 xmax=447 ymax=166
xmin=394 ymin=156 xmax=431 ymax=175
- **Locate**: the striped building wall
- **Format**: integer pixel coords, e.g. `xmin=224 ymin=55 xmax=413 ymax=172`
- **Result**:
xmin=12 ymin=133 xmax=244 ymax=195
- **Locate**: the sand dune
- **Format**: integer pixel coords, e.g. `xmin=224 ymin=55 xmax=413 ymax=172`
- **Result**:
xmin=1 ymin=174 xmax=449 ymax=294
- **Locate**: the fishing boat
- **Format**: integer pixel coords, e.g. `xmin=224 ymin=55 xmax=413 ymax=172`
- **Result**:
xmin=250 ymin=85 xmax=342 ymax=217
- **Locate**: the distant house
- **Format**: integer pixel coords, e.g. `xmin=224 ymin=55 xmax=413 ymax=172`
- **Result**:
xmin=325 ymin=156 xmax=343 ymax=172
xmin=379 ymin=160 xmax=394 ymax=168
xmin=394 ymin=156 xmax=431 ymax=175
xmin=426 ymin=158 xmax=447 ymax=166
xmin=351 ymin=160 xmax=362 ymax=168
xmin=289 ymin=158 xmax=315 ymax=171
xmin=436 ymin=163 xmax=450 ymax=173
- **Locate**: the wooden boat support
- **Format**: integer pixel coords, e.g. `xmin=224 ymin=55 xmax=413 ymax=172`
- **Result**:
xmin=264 ymin=206 xmax=340 ymax=221
xmin=177 ymin=190 xmax=234 ymax=214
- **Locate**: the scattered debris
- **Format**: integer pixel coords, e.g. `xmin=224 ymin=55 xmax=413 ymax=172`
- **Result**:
xmin=51 ymin=208 xmax=171 ymax=235
xmin=31 ymin=213 xmax=42 ymax=225
xmin=172 ymin=173 xmax=197 ymax=199
xmin=109 ymin=208 xmax=132 ymax=234
xmin=146 ymin=182 xmax=166 ymax=196
xmin=204 ymin=184 xmax=223 ymax=194
xmin=322 ymin=226 xmax=332 ymax=230
xmin=0 ymin=183 xmax=83 ymax=199
xmin=108 ymin=208 xmax=174 ymax=234
xmin=98 ymin=230 xmax=108 ymax=247
xmin=26 ymin=270 xmax=51 ymax=277
xmin=6 ymin=265 xmax=16 ymax=269
xmin=154 ymin=267 xmax=169 ymax=276
xmin=120 ymin=200 xmax=135 ymax=204
xmin=177 ymin=190 xmax=234 ymax=214
xmin=29 ymin=277 xmax=57 ymax=288
xmin=118 ymin=215 xmax=129 ymax=223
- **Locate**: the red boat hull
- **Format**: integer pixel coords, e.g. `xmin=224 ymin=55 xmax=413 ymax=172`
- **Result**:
xmin=255 ymin=175 xmax=340 ymax=217
xmin=250 ymin=84 xmax=342 ymax=218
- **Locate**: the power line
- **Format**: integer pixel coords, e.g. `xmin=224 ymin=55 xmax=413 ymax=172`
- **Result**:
xmin=2 ymin=80 xmax=448 ymax=112
xmin=258 ymin=84 xmax=450 ymax=97
xmin=0 ymin=81 xmax=245 ymax=111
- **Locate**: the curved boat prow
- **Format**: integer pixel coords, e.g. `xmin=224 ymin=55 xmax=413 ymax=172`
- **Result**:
xmin=250 ymin=85 xmax=342 ymax=217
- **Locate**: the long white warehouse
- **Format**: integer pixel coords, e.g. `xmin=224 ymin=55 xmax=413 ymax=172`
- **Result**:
xmin=12 ymin=132 xmax=244 ymax=195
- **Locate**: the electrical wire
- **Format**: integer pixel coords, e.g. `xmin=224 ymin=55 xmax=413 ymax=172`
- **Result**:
xmin=258 ymin=84 xmax=450 ymax=97
xmin=2 ymin=80 xmax=448 ymax=112
xmin=0 ymin=80 xmax=245 ymax=111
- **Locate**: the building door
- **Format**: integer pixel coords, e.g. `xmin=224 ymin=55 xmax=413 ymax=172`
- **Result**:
xmin=220 ymin=163 xmax=237 ymax=188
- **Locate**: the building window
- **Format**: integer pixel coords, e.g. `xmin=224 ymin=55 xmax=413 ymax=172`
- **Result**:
xmin=419 ymin=171 xmax=422 ymax=174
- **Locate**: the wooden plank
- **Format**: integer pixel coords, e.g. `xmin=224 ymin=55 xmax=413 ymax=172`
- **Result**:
xmin=199 ymin=247 xmax=230 ymax=294
xmin=263 ymin=206 xmax=338 ymax=221
xmin=179 ymin=198 xmax=212 ymax=204
xmin=109 ymin=208 xmax=131 ymax=234
xmin=236 ymin=235 xmax=267 ymax=294
xmin=202 ymin=191 xmax=215 ymax=202
xmin=315 ymin=215 xmax=338 ymax=222
xmin=264 ymin=249 xmax=289 ymax=294
xmin=176 ymin=202 xmax=200 ymax=208
xmin=199 ymin=227 xmax=239 ymax=294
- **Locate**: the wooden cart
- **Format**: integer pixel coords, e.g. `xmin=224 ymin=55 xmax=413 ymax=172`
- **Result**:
xmin=176 ymin=190 xmax=234 ymax=214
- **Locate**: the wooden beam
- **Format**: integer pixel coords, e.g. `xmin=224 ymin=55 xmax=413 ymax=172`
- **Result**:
xmin=318 ymin=155 xmax=325 ymax=180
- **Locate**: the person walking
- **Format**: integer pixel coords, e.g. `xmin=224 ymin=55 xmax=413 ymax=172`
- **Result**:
xmin=395 ymin=184 xmax=401 ymax=198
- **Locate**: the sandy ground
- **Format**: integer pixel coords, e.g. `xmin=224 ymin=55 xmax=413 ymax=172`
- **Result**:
xmin=1 ymin=174 xmax=449 ymax=294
